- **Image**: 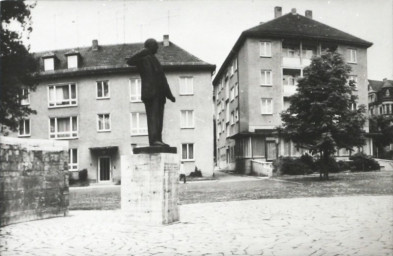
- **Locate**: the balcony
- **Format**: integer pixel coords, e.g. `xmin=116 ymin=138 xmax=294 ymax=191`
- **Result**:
xmin=284 ymin=85 xmax=297 ymax=97
xmin=282 ymin=57 xmax=301 ymax=68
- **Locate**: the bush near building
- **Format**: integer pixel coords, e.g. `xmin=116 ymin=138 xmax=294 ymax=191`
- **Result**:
xmin=349 ymin=153 xmax=380 ymax=171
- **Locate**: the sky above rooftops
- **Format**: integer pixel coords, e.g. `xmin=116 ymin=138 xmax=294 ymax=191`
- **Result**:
xmin=26 ymin=0 xmax=392 ymax=80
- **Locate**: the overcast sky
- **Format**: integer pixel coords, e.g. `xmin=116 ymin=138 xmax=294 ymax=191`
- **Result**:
xmin=26 ymin=0 xmax=393 ymax=80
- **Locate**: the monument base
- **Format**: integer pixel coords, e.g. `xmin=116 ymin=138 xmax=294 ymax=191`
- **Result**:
xmin=121 ymin=148 xmax=179 ymax=225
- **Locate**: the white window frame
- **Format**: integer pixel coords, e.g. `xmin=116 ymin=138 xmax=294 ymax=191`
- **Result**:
xmin=130 ymin=112 xmax=148 ymax=136
xmin=44 ymin=58 xmax=54 ymax=71
xmin=180 ymin=110 xmax=195 ymax=129
xmin=68 ymin=148 xmax=78 ymax=171
xmin=48 ymin=83 xmax=77 ymax=108
xmin=234 ymin=58 xmax=238 ymax=71
xmin=350 ymin=102 xmax=357 ymax=111
xmin=234 ymin=83 xmax=239 ymax=97
xmin=21 ymin=88 xmax=30 ymax=105
xmin=348 ymin=75 xmax=358 ymax=90
xmin=96 ymin=80 xmax=110 ymax=99
xmin=129 ymin=78 xmax=142 ymax=102
xmin=230 ymin=111 xmax=235 ymax=125
xmin=225 ymin=103 xmax=230 ymax=123
xmin=67 ymin=55 xmax=78 ymax=69
xmin=97 ymin=114 xmax=111 ymax=132
xmin=179 ymin=76 xmax=194 ymax=95
xmin=261 ymin=98 xmax=273 ymax=115
xmin=225 ymin=80 xmax=230 ymax=99
xmin=217 ymin=122 xmax=222 ymax=135
xmin=235 ymin=108 xmax=239 ymax=122
xmin=18 ymin=119 xmax=30 ymax=137
xmin=49 ymin=116 xmax=78 ymax=139
xmin=348 ymin=49 xmax=357 ymax=63
xmin=260 ymin=41 xmax=272 ymax=57
xmin=260 ymin=70 xmax=273 ymax=86
xmin=181 ymin=143 xmax=194 ymax=161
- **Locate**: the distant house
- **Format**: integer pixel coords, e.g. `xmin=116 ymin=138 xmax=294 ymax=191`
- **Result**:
xmin=368 ymin=78 xmax=393 ymax=155
xmin=212 ymin=7 xmax=373 ymax=173
xmin=12 ymin=35 xmax=216 ymax=183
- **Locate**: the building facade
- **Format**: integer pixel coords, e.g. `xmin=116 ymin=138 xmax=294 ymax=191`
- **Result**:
xmin=13 ymin=36 xmax=216 ymax=183
xmin=368 ymin=78 xmax=393 ymax=155
xmin=213 ymin=7 xmax=373 ymax=172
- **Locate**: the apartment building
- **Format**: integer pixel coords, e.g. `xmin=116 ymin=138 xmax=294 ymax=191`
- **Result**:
xmin=14 ymin=36 xmax=216 ymax=183
xmin=212 ymin=7 xmax=373 ymax=172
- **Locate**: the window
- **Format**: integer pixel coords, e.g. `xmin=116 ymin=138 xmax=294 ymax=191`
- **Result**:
xmin=129 ymin=78 xmax=142 ymax=102
xmin=97 ymin=114 xmax=111 ymax=132
xmin=68 ymin=148 xmax=78 ymax=171
xmin=49 ymin=116 xmax=78 ymax=139
xmin=179 ymin=77 xmax=193 ymax=95
xmin=234 ymin=58 xmax=238 ymax=71
xmin=225 ymin=80 xmax=230 ymax=99
xmin=260 ymin=41 xmax=272 ymax=57
xmin=261 ymin=98 xmax=273 ymax=114
xmin=225 ymin=102 xmax=230 ymax=123
xmin=97 ymin=81 xmax=110 ymax=99
xmin=217 ymin=101 xmax=221 ymax=114
xmin=48 ymin=83 xmax=77 ymax=107
xmin=18 ymin=119 xmax=30 ymax=137
xmin=235 ymin=108 xmax=239 ymax=122
xmin=350 ymin=102 xmax=357 ymax=111
xmin=349 ymin=75 xmax=358 ymax=89
xmin=217 ymin=122 xmax=221 ymax=135
xmin=181 ymin=110 xmax=194 ymax=128
xmin=234 ymin=83 xmax=239 ymax=97
xmin=67 ymin=55 xmax=78 ymax=69
xmin=386 ymin=89 xmax=391 ymax=97
xmin=230 ymin=64 xmax=234 ymax=76
xmin=44 ymin=58 xmax=54 ymax=71
xmin=230 ymin=87 xmax=235 ymax=101
xmin=230 ymin=112 xmax=235 ymax=125
xmin=226 ymin=123 xmax=230 ymax=137
xmin=260 ymin=70 xmax=272 ymax=85
xmin=21 ymin=88 xmax=30 ymax=105
xmin=182 ymin=143 xmax=194 ymax=160
xmin=130 ymin=113 xmax=147 ymax=135
xmin=348 ymin=49 xmax=357 ymax=63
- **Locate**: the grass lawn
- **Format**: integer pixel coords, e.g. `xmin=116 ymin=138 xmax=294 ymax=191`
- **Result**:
xmin=69 ymin=171 xmax=393 ymax=210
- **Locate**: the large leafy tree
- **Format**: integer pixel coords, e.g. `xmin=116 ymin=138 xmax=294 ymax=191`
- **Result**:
xmin=280 ymin=51 xmax=366 ymax=179
xmin=1 ymin=1 xmax=37 ymax=132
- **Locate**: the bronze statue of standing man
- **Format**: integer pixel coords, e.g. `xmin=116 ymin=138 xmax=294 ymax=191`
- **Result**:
xmin=126 ymin=38 xmax=176 ymax=147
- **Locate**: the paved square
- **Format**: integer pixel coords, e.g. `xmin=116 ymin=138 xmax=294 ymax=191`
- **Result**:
xmin=1 ymin=196 xmax=392 ymax=256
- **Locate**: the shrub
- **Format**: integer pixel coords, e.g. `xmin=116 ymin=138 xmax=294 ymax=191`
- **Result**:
xmin=315 ymin=157 xmax=341 ymax=173
xmin=79 ymin=169 xmax=88 ymax=181
xmin=189 ymin=167 xmax=202 ymax=177
xmin=337 ymin=160 xmax=353 ymax=171
xmin=278 ymin=157 xmax=312 ymax=175
xmin=299 ymin=153 xmax=315 ymax=171
xmin=349 ymin=153 xmax=380 ymax=171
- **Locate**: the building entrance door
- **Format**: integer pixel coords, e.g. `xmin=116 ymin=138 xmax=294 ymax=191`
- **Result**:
xmin=98 ymin=157 xmax=111 ymax=182
xmin=266 ymin=141 xmax=277 ymax=161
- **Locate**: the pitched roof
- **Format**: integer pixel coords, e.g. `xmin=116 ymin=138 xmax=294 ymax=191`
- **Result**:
xmin=368 ymin=79 xmax=393 ymax=92
xmin=244 ymin=13 xmax=372 ymax=47
xmin=213 ymin=12 xmax=373 ymax=84
xmin=33 ymin=41 xmax=215 ymax=79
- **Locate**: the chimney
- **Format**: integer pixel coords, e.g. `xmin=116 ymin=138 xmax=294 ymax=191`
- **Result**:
xmin=274 ymin=6 xmax=282 ymax=18
xmin=163 ymin=35 xmax=170 ymax=47
xmin=92 ymin=39 xmax=99 ymax=51
xmin=291 ymin=8 xmax=297 ymax=14
xmin=305 ymin=10 xmax=312 ymax=19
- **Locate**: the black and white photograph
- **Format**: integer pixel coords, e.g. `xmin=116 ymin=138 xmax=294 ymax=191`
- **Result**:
xmin=1 ymin=0 xmax=392 ymax=255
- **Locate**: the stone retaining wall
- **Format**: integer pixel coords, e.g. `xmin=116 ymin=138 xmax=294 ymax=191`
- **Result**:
xmin=0 ymin=136 xmax=69 ymax=226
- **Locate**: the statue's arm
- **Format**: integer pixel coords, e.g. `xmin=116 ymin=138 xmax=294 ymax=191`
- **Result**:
xmin=126 ymin=49 xmax=150 ymax=66
xmin=163 ymin=75 xmax=176 ymax=102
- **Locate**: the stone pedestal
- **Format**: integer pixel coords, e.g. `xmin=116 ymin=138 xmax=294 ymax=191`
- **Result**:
xmin=121 ymin=147 xmax=179 ymax=225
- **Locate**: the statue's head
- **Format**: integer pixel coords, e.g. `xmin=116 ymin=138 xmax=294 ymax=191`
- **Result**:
xmin=144 ymin=38 xmax=158 ymax=54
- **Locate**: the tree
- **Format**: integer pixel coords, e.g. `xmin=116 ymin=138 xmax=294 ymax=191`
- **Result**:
xmin=370 ymin=115 xmax=393 ymax=159
xmin=280 ymin=51 xmax=366 ymax=179
xmin=1 ymin=1 xmax=37 ymax=132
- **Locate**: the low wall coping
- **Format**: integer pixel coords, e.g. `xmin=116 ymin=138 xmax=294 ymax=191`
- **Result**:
xmin=0 ymin=136 xmax=68 ymax=151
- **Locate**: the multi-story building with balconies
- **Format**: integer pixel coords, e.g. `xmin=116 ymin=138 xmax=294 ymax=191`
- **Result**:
xmin=213 ymin=7 xmax=373 ymax=172
xmin=13 ymin=36 xmax=216 ymax=183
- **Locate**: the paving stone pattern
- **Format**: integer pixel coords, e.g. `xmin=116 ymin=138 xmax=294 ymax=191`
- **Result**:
xmin=1 ymin=196 xmax=392 ymax=256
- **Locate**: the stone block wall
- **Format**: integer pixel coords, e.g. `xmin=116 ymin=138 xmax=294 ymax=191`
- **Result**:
xmin=0 ymin=136 xmax=69 ymax=226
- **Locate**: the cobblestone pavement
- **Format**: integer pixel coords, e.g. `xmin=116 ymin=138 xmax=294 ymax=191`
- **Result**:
xmin=1 ymin=196 xmax=392 ymax=256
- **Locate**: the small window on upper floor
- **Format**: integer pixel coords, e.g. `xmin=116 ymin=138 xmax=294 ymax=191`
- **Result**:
xmin=21 ymin=88 xmax=30 ymax=105
xmin=260 ymin=70 xmax=272 ymax=86
xmin=348 ymin=49 xmax=357 ymax=63
xmin=260 ymin=41 xmax=272 ymax=57
xmin=179 ymin=76 xmax=193 ymax=95
xmin=97 ymin=80 xmax=110 ymax=99
xmin=44 ymin=58 xmax=55 ymax=71
xmin=48 ymin=83 xmax=77 ymax=107
xmin=67 ymin=54 xmax=79 ymax=69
